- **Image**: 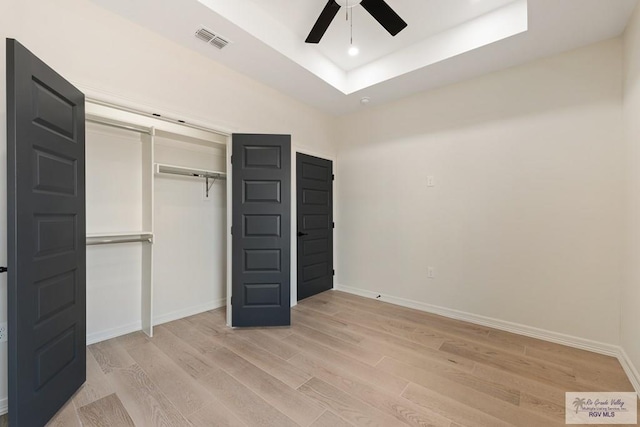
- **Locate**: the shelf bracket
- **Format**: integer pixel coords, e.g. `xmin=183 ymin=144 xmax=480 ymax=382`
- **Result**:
xmin=206 ymin=176 xmax=217 ymax=198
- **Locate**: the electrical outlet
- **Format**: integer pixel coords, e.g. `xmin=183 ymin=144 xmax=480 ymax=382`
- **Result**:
xmin=427 ymin=267 xmax=435 ymax=279
xmin=427 ymin=176 xmax=435 ymax=187
xmin=0 ymin=322 xmax=7 ymax=343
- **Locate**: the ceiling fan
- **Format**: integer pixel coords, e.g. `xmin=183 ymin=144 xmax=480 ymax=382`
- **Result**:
xmin=305 ymin=0 xmax=407 ymax=44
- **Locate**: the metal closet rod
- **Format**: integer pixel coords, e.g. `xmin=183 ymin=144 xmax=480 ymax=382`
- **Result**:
xmin=157 ymin=165 xmax=225 ymax=197
xmin=86 ymin=236 xmax=153 ymax=246
xmin=161 ymin=168 xmax=227 ymax=180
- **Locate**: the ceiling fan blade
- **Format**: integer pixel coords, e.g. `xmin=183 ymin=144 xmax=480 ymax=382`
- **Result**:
xmin=360 ymin=0 xmax=407 ymax=36
xmin=305 ymin=0 xmax=341 ymax=44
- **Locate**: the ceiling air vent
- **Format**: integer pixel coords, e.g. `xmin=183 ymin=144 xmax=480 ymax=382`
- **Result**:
xmin=195 ymin=28 xmax=215 ymax=43
xmin=210 ymin=36 xmax=229 ymax=50
xmin=195 ymin=27 xmax=231 ymax=50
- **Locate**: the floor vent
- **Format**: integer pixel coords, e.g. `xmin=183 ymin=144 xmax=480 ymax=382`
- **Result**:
xmin=195 ymin=27 xmax=231 ymax=50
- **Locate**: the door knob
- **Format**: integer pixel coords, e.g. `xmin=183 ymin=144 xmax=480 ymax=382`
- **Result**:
xmin=297 ymin=232 xmax=309 ymax=237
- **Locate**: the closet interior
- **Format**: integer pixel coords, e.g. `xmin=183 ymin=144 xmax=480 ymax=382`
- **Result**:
xmin=84 ymin=101 xmax=229 ymax=341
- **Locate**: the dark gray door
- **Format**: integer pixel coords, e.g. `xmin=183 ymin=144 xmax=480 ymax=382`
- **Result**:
xmin=7 ymin=39 xmax=86 ymax=426
xmin=296 ymin=153 xmax=333 ymax=300
xmin=232 ymin=134 xmax=291 ymax=326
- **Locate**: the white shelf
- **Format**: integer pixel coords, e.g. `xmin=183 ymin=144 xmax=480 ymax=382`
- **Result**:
xmin=155 ymin=163 xmax=226 ymax=180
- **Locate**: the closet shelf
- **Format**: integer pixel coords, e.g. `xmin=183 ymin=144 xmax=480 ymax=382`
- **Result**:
xmin=155 ymin=163 xmax=226 ymax=180
xmin=86 ymin=231 xmax=153 ymax=246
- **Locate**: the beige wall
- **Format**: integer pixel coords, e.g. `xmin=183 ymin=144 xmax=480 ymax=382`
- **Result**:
xmin=623 ymin=1 xmax=640 ymax=385
xmin=0 ymin=0 xmax=337 ymax=410
xmin=335 ymin=39 xmax=625 ymax=345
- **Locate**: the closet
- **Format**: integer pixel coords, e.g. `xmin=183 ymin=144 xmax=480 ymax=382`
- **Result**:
xmin=84 ymin=100 xmax=229 ymax=341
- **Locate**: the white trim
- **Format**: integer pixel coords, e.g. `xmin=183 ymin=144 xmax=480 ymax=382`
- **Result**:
xmin=86 ymin=299 xmax=225 ymax=345
xmin=335 ymin=283 xmax=640 ymax=398
xmin=153 ymin=299 xmax=226 ymax=327
xmin=86 ymin=321 xmax=142 ymax=346
xmin=74 ymin=82 xmax=236 ymax=137
xmin=618 ymin=347 xmax=640 ymax=397
xmin=334 ymin=284 xmax=620 ymax=356
xmin=0 ymin=397 xmax=6 ymax=415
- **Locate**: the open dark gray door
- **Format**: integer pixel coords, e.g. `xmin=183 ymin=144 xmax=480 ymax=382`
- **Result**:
xmin=7 ymin=39 xmax=86 ymax=426
xmin=232 ymin=134 xmax=291 ymax=326
xmin=296 ymin=153 xmax=333 ymax=300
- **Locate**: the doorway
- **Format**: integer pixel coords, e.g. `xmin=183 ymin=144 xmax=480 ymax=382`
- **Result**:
xmin=296 ymin=153 xmax=334 ymax=301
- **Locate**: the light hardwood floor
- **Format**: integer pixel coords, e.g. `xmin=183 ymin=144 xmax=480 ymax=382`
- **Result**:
xmin=4 ymin=290 xmax=638 ymax=426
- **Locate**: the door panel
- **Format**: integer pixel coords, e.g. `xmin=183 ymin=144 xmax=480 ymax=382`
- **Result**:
xmin=296 ymin=153 xmax=333 ymax=301
xmin=7 ymin=39 xmax=86 ymax=426
xmin=232 ymin=134 xmax=291 ymax=326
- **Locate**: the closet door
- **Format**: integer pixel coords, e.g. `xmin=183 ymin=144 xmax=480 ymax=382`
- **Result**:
xmin=6 ymin=39 xmax=86 ymax=426
xmin=231 ymin=134 xmax=291 ymax=326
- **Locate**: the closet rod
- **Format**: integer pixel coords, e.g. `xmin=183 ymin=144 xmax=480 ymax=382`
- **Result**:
xmin=160 ymin=168 xmax=226 ymax=180
xmin=86 ymin=116 xmax=151 ymax=134
xmin=86 ymin=236 xmax=153 ymax=246
xmin=156 ymin=164 xmax=226 ymax=180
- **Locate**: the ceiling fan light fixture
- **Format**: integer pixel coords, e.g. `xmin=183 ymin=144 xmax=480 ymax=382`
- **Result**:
xmin=348 ymin=45 xmax=359 ymax=56
xmin=336 ymin=0 xmax=363 ymax=8
xmin=305 ymin=0 xmax=407 ymax=44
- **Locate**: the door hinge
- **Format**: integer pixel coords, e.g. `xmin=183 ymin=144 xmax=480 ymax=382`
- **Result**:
xmin=332 ymin=174 xmax=335 ymax=181
xmin=332 ymin=269 xmax=335 ymax=276
xmin=332 ymin=222 xmax=335 ymax=229
xmin=230 ymin=155 xmax=233 ymax=165
xmin=230 ymin=226 xmax=233 ymax=235
xmin=0 ymin=267 xmax=6 ymax=273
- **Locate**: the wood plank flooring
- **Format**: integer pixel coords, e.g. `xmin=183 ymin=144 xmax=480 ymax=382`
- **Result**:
xmin=2 ymin=290 xmax=637 ymax=426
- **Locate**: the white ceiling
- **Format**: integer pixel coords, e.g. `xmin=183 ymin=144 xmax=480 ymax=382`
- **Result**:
xmin=90 ymin=0 xmax=638 ymax=115
xmin=246 ymin=0 xmax=518 ymax=71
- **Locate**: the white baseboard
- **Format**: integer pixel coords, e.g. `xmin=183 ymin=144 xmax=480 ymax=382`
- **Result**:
xmin=86 ymin=299 xmax=225 ymax=345
xmin=618 ymin=347 xmax=640 ymax=396
xmin=0 ymin=300 xmax=228 ymax=416
xmin=334 ymin=284 xmax=620 ymax=356
xmin=334 ymin=283 xmax=640 ymax=397
xmin=153 ymin=298 xmax=225 ymax=326
xmin=87 ymin=321 xmax=142 ymax=346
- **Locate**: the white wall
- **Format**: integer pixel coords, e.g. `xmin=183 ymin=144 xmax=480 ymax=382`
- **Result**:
xmin=335 ymin=39 xmax=625 ymax=346
xmin=153 ymin=135 xmax=227 ymax=324
xmin=85 ymin=123 xmax=145 ymax=341
xmin=0 ymin=0 xmax=337 ymax=411
xmin=623 ymin=1 xmax=640 ymax=388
